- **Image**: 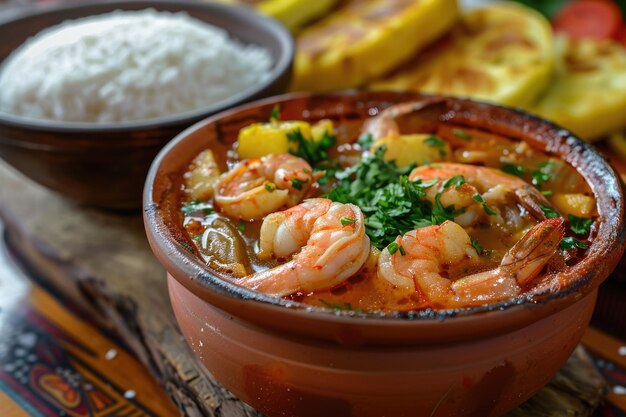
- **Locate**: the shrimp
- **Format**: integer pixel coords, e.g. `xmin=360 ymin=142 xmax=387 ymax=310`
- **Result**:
xmin=377 ymin=218 xmax=565 ymax=309
xmin=213 ymin=153 xmax=319 ymax=221
xmin=362 ymin=99 xmax=447 ymax=141
xmin=409 ymin=163 xmax=552 ymax=229
xmin=237 ymin=199 xmax=370 ymax=296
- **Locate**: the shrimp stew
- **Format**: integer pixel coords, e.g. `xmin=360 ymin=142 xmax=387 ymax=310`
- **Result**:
xmin=178 ymin=101 xmax=596 ymax=313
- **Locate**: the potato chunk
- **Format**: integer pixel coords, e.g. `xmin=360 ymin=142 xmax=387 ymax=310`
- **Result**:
xmin=551 ymin=193 xmax=596 ymax=218
xmin=237 ymin=121 xmax=312 ymax=159
xmin=372 ymin=134 xmax=450 ymax=167
xmin=237 ymin=119 xmax=334 ymax=159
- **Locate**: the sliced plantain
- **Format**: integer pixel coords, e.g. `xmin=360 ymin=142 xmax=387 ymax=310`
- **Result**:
xmin=532 ymin=36 xmax=626 ymax=142
xmin=225 ymin=0 xmax=338 ymax=31
xmin=291 ymin=0 xmax=458 ymax=92
xmin=370 ymin=2 xmax=554 ymax=108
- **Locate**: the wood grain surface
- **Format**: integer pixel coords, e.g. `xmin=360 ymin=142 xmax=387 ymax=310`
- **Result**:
xmin=0 ymin=159 xmax=613 ymax=417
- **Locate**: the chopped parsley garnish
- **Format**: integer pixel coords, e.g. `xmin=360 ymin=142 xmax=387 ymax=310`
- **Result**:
xmin=432 ymin=192 xmax=466 ymax=224
xmin=501 ymin=164 xmax=526 ymax=177
xmin=568 ymin=214 xmax=593 ymax=236
xmin=442 ymin=175 xmax=465 ymax=189
xmin=288 ymin=128 xmax=336 ymax=166
xmin=328 ymin=146 xmax=458 ymax=248
xmin=539 ymin=204 xmax=560 ymax=219
xmin=269 ymin=104 xmax=281 ymax=121
xmin=237 ymin=221 xmax=246 ymax=232
xmin=470 ymin=236 xmax=483 ymax=255
xmin=357 ymin=133 xmax=374 ymax=150
xmin=530 ymin=161 xmax=556 ymax=189
xmin=541 ymin=190 xmax=553 ymax=197
xmin=340 ymin=217 xmax=357 ymax=226
xmin=264 ymin=183 xmax=276 ymax=193
xmin=193 ymin=235 xmax=203 ymax=241
xmin=425 ymin=136 xmax=446 ymax=148
xmin=472 ymin=194 xmax=496 ymax=215
xmin=399 ymin=245 xmax=406 ymax=256
xmin=387 ymin=242 xmax=400 ymax=255
xmin=181 ymin=200 xmax=215 ymax=215
xmin=530 ymin=170 xmax=552 ymax=188
xmin=560 ymin=237 xmax=589 ymax=250
xmin=291 ymin=178 xmax=306 ymax=190
xmin=452 ymin=129 xmax=471 ymax=140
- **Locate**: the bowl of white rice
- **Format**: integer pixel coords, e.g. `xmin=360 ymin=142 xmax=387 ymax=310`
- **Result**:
xmin=0 ymin=0 xmax=294 ymax=209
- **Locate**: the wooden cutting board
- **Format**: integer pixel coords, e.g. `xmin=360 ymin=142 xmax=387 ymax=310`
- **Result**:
xmin=0 ymin=160 xmax=608 ymax=417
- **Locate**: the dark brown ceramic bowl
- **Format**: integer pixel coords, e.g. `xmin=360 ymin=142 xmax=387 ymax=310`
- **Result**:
xmin=144 ymin=91 xmax=626 ymax=417
xmin=0 ymin=0 xmax=294 ymax=210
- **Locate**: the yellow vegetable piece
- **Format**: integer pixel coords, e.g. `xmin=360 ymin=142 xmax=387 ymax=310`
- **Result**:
xmin=372 ymin=134 xmax=450 ymax=167
xmin=533 ymin=36 xmax=626 ymax=142
xmin=292 ymin=0 xmax=458 ymax=91
xmin=256 ymin=0 xmax=339 ymax=31
xmin=551 ymin=194 xmax=596 ymax=218
xmin=184 ymin=149 xmax=221 ymax=201
xmin=237 ymin=121 xmax=312 ymax=159
xmin=311 ymin=119 xmax=334 ymax=141
xmin=371 ymin=2 xmax=554 ymax=108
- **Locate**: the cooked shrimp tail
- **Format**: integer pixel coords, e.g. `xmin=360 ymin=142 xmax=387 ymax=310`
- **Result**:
xmin=499 ymin=217 xmax=565 ymax=286
xmin=378 ymin=218 xmax=565 ymax=309
xmin=452 ymin=218 xmax=565 ymax=304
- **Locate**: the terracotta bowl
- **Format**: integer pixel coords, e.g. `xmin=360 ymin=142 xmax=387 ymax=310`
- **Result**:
xmin=144 ymin=91 xmax=626 ymax=417
xmin=0 ymin=0 xmax=294 ymax=210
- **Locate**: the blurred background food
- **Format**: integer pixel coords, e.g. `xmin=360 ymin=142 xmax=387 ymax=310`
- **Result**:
xmin=371 ymin=3 xmax=553 ymax=107
xmin=291 ymin=0 xmax=458 ymax=91
xmin=231 ymin=0 xmax=626 ymax=163
xmin=0 ymin=9 xmax=273 ymax=123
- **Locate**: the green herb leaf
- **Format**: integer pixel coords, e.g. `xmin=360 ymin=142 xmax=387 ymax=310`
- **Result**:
xmin=501 ymin=164 xmax=526 ymax=177
xmin=509 ymin=0 xmax=569 ymax=18
xmin=340 ymin=217 xmax=357 ymax=226
xmin=425 ymin=136 xmax=446 ymax=148
xmin=452 ymin=129 xmax=471 ymax=140
xmin=568 ymin=214 xmax=593 ymax=236
xmin=181 ymin=200 xmax=215 ymax=215
xmin=237 ymin=221 xmax=246 ymax=232
xmin=399 ymin=245 xmax=406 ymax=256
xmin=288 ymin=128 xmax=336 ymax=166
xmin=357 ymin=133 xmax=374 ymax=150
xmin=531 ymin=170 xmax=552 ymax=188
xmin=539 ymin=204 xmax=560 ymax=219
xmin=560 ymin=236 xmax=589 ymax=250
xmin=326 ymin=146 xmax=458 ymax=249
xmin=472 ymin=194 xmax=496 ymax=216
xmin=291 ymin=178 xmax=305 ymax=190
xmin=442 ymin=175 xmax=466 ymax=189
xmin=541 ymin=190 xmax=553 ymax=197
xmin=264 ymin=183 xmax=276 ymax=193
xmin=387 ymin=242 xmax=400 ymax=255
xmin=470 ymin=236 xmax=483 ymax=255
xmin=432 ymin=192 xmax=465 ymax=224
xmin=269 ymin=104 xmax=281 ymax=121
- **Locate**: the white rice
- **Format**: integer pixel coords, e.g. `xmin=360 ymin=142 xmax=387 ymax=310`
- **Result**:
xmin=0 ymin=9 xmax=273 ymax=123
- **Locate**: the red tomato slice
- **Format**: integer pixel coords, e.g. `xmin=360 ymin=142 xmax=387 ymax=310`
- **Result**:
xmin=553 ymin=0 xmax=623 ymax=40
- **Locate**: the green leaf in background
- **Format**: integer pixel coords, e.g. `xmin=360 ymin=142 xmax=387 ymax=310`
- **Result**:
xmin=510 ymin=0 xmax=570 ymax=18
xmin=512 ymin=0 xmax=626 ymax=19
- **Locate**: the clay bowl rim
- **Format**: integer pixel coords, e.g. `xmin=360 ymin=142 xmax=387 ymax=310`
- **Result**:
xmin=0 ymin=0 xmax=295 ymax=134
xmin=144 ymin=90 xmax=625 ymax=326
